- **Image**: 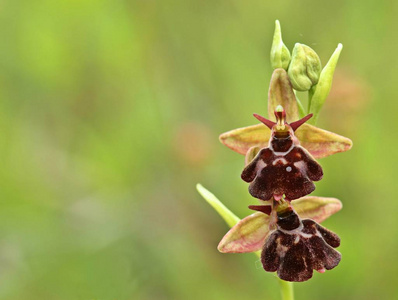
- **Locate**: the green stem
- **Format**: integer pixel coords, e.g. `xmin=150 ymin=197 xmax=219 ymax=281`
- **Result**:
xmin=307 ymin=85 xmax=315 ymax=115
xmin=278 ymin=278 xmax=294 ymax=300
xmin=293 ymin=90 xmax=306 ymax=118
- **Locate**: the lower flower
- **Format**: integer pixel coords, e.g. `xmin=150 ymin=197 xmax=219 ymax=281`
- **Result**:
xmin=262 ymin=207 xmax=341 ymax=282
xmin=217 ymin=196 xmax=342 ymax=282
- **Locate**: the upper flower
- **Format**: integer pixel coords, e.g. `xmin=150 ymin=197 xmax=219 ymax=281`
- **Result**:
xmin=219 ymin=68 xmax=352 ymax=160
xmin=241 ymin=106 xmax=323 ymax=201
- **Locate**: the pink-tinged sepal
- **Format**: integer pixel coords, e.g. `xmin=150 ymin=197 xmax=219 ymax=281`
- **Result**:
xmin=219 ymin=122 xmax=352 ymax=159
xmin=296 ymin=123 xmax=353 ymax=158
xmin=291 ymin=196 xmax=342 ymax=223
xmin=217 ymin=212 xmax=270 ymax=253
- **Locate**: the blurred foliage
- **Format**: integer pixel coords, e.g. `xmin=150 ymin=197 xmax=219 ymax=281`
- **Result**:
xmin=0 ymin=0 xmax=397 ymax=299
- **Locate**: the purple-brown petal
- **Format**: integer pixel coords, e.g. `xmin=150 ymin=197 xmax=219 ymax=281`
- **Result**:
xmin=248 ymin=205 xmax=272 ymax=215
xmin=217 ymin=212 xmax=270 ymax=253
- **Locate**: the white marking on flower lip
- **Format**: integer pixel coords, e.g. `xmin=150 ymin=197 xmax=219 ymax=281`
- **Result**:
xmin=256 ymin=160 xmax=267 ymax=176
xmin=276 ymin=239 xmax=289 ymax=259
xmin=286 ymin=166 xmax=292 ymax=172
xmin=269 ymin=143 xmax=294 ymax=156
xmin=294 ymin=236 xmax=300 ymax=244
xmin=272 ymin=158 xmax=288 ymax=165
xmin=293 ymin=160 xmax=306 ymax=172
xmin=279 ymin=223 xmax=313 ymax=239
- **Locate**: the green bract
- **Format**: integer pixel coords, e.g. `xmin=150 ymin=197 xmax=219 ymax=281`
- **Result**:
xmin=308 ymin=44 xmax=343 ymax=125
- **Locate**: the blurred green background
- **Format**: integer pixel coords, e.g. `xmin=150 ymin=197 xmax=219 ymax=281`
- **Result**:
xmin=0 ymin=0 xmax=397 ymax=299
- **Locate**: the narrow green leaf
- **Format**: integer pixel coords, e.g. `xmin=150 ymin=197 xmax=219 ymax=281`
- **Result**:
xmin=196 ymin=184 xmax=240 ymax=228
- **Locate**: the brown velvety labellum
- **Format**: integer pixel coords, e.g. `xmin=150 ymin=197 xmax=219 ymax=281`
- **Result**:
xmin=241 ymin=146 xmax=323 ymax=201
xmin=261 ymin=215 xmax=341 ymax=282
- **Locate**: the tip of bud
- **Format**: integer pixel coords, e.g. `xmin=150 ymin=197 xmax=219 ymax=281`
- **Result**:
xmin=270 ymin=21 xmax=291 ymax=70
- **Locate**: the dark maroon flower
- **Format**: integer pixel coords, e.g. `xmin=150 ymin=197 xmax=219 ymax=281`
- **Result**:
xmin=261 ymin=206 xmax=341 ymax=282
xmin=241 ymin=106 xmax=323 ymax=201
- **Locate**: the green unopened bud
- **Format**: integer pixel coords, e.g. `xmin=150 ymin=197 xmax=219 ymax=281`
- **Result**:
xmin=308 ymin=43 xmax=343 ymax=125
xmin=288 ymin=43 xmax=321 ymax=91
xmin=270 ymin=20 xmax=291 ymax=70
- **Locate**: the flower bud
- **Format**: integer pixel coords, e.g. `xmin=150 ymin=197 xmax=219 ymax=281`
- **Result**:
xmin=270 ymin=20 xmax=291 ymax=70
xmin=288 ymin=43 xmax=321 ymax=91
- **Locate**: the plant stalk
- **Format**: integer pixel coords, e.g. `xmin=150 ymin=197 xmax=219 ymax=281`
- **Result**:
xmin=278 ymin=278 xmax=294 ymax=300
